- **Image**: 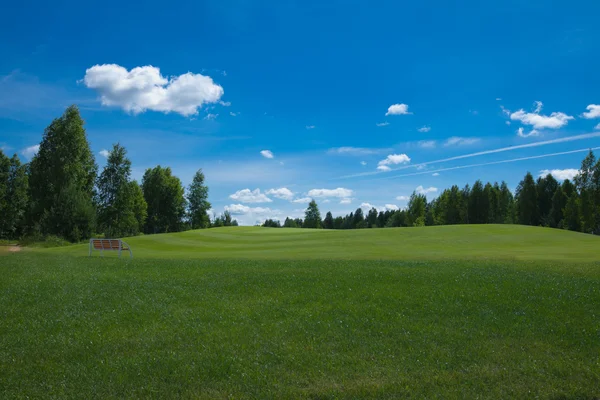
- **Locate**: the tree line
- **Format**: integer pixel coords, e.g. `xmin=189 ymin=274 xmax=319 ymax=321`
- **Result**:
xmin=0 ymin=105 xmax=236 ymax=242
xmin=264 ymin=150 xmax=600 ymax=235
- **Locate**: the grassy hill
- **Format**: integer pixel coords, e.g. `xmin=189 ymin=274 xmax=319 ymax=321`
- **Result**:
xmin=2 ymin=225 xmax=599 ymax=398
xmin=45 ymin=224 xmax=600 ymax=261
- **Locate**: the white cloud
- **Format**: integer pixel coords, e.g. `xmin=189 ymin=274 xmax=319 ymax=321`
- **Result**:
xmin=418 ymin=126 xmax=431 ymax=133
xmin=418 ymin=140 xmax=436 ymax=149
xmin=219 ymin=101 xmax=231 ymax=106
xmin=510 ymin=101 xmax=574 ymax=129
xmin=385 ymin=103 xmax=412 ymax=116
xmin=266 ymin=187 xmax=294 ymax=201
xmin=376 ymin=122 xmax=390 ymax=127
xmin=339 ymin=198 xmax=352 ymax=204
xmin=224 ymin=204 xmax=280 ymax=225
xmin=292 ymin=197 xmax=312 ymax=203
xmin=517 ymin=127 xmax=540 ymax=138
xmin=396 ymin=195 xmax=410 ymax=201
xmin=99 ymin=149 xmax=110 ymax=158
xmin=384 ymin=204 xmax=399 ymax=211
xmin=432 ymin=172 xmax=440 ymax=176
xmin=260 ymin=150 xmax=274 ymax=159
xmin=82 ymin=64 xmax=224 ymax=116
xmin=416 ymin=185 xmax=437 ymax=195
xmin=230 ymin=111 xmax=238 ymax=116
xmin=328 ymin=146 xmax=390 ymax=155
xmin=204 ymin=113 xmax=218 ymax=120
xmin=500 ymin=106 xmax=511 ymax=117
xmin=539 ymin=169 xmax=579 ymax=181
xmin=306 ymin=125 xmax=315 ymax=129
xmin=582 ymin=104 xmax=600 ymax=119
xmin=377 ymin=154 xmax=411 ymax=171
xmin=307 ymin=188 xmax=353 ymax=199
xmin=505 ymin=121 xmax=511 ymax=126
xmin=20 ymin=144 xmax=39 ymax=160
xmin=444 ymin=137 xmax=480 ymax=147
xmin=229 ymin=188 xmax=272 ymax=203
xmin=360 ymin=202 xmax=375 ymax=210
xmin=360 ymin=161 xmax=367 ymax=166
xmin=595 ymin=123 xmax=600 ymax=130
xmin=496 ymin=98 xmax=502 ymax=101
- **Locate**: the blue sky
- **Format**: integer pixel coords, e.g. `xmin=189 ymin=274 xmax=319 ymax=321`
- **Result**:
xmin=1 ymin=0 xmax=600 ymax=225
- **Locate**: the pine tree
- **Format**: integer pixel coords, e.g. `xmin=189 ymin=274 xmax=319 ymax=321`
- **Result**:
xmin=303 ymin=200 xmax=322 ymax=228
xmin=515 ymin=172 xmax=539 ymax=226
xmin=323 ymin=211 xmax=334 ymax=229
xmin=187 ymin=169 xmax=211 ymax=229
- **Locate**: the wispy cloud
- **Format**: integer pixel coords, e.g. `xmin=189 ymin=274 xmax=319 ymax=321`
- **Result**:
xmin=517 ymin=127 xmax=540 ymax=138
xmin=416 ymin=185 xmax=437 ymax=195
xmin=328 ymin=146 xmax=392 ymax=155
xmin=20 ymin=144 xmax=39 ymax=160
xmin=340 ymin=132 xmax=600 ymax=179
xmin=418 ymin=140 xmax=436 ymax=149
xmin=510 ymin=101 xmax=574 ymax=129
xmin=376 ymin=122 xmax=390 ymax=127
xmin=417 ymin=126 xmax=431 ymax=133
xmin=306 ymin=125 xmax=315 ymax=129
xmin=99 ymin=149 xmax=110 ymax=158
xmin=444 ymin=137 xmax=480 ymax=147
xmin=307 ymin=188 xmax=353 ymax=198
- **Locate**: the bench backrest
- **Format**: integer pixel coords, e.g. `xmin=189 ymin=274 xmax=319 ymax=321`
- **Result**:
xmin=89 ymin=239 xmax=132 ymax=258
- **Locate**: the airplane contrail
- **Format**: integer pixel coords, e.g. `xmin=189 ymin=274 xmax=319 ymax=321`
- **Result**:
xmin=371 ymin=147 xmax=600 ymax=181
xmin=339 ymin=132 xmax=600 ymax=180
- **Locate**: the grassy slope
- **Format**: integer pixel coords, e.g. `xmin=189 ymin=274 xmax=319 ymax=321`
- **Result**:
xmin=2 ymin=225 xmax=599 ymax=398
xmin=45 ymin=224 xmax=600 ymax=261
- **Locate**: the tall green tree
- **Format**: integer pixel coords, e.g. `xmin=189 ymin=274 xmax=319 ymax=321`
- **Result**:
xmin=28 ymin=105 xmax=97 ymax=240
xmin=468 ymin=180 xmax=488 ymax=224
xmin=574 ymin=151 xmax=597 ymax=233
xmin=3 ymin=155 xmax=29 ymax=239
xmin=366 ymin=208 xmax=378 ymax=228
xmin=187 ymin=169 xmax=211 ymax=229
xmin=0 ymin=151 xmax=11 ymax=238
xmin=130 ymin=181 xmax=147 ymax=234
xmin=407 ymin=192 xmax=427 ymax=226
xmin=141 ymin=166 xmax=186 ymax=234
xmin=303 ymin=199 xmax=322 ymax=228
xmin=515 ymin=172 xmax=539 ymax=226
xmin=96 ymin=144 xmax=143 ymax=237
xmin=323 ymin=211 xmax=334 ymax=229
xmin=498 ymin=181 xmax=515 ymax=223
xmin=353 ymin=207 xmax=365 ymax=228
xmin=536 ymin=174 xmax=559 ymax=227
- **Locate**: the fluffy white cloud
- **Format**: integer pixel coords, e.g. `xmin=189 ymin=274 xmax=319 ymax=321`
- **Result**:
xmin=224 ymin=204 xmax=280 ymax=225
xmin=396 ymin=195 xmax=410 ymax=201
xmin=539 ymin=169 xmax=579 ymax=181
xmin=229 ymin=188 xmax=272 ymax=203
xmin=360 ymin=202 xmax=398 ymax=212
xmin=376 ymin=122 xmax=389 ymax=127
xmin=339 ymin=198 xmax=352 ymax=204
xmin=517 ymin=127 xmax=540 ymax=138
xmin=582 ymin=104 xmax=600 ymax=119
xmin=306 ymin=125 xmax=315 ymax=129
xmin=266 ymin=187 xmax=294 ymax=201
xmin=82 ymin=64 xmax=224 ymax=116
xmin=510 ymin=101 xmax=574 ymax=129
xmin=260 ymin=150 xmax=274 ymax=159
xmin=416 ymin=185 xmax=438 ymax=195
xmin=444 ymin=137 xmax=480 ymax=147
xmin=20 ymin=144 xmax=39 ymax=160
xmin=432 ymin=172 xmax=440 ymax=176
xmin=99 ymin=149 xmax=110 ymax=158
xmin=307 ymin=188 xmax=353 ymax=199
xmin=292 ymin=197 xmax=312 ymax=203
xmin=386 ymin=103 xmax=411 ymax=116
xmin=418 ymin=140 xmax=436 ymax=149
xmin=377 ymin=154 xmax=411 ymax=171
xmin=418 ymin=126 xmax=431 ymax=133
xmin=360 ymin=202 xmax=375 ymax=210
xmin=384 ymin=204 xmax=399 ymax=211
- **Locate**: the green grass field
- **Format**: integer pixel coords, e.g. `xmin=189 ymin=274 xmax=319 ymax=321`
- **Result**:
xmin=1 ymin=225 xmax=599 ymax=398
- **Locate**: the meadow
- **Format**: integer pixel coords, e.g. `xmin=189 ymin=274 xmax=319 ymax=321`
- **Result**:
xmin=1 ymin=225 xmax=599 ymax=399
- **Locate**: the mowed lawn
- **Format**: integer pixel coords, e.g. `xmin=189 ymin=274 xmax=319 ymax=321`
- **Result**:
xmin=1 ymin=226 xmax=599 ymax=399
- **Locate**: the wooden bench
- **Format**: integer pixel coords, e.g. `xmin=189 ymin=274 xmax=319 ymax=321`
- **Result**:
xmin=89 ymin=239 xmax=133 ymax=258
